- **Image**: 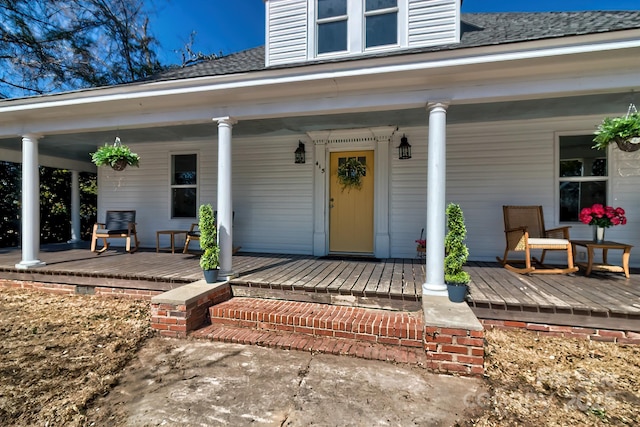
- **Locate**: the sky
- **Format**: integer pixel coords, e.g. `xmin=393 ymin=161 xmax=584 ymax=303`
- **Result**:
xmin=147 ymin=0 xmax=640 ymax=65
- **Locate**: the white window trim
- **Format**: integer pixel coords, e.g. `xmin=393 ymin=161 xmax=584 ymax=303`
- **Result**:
xmin=308 ymin=0 xmax=407 ymax=59
xmin=169 ymin=152 xmax=199 ymax=219
xmin=555 ymin=132 xmax=611 ymax=225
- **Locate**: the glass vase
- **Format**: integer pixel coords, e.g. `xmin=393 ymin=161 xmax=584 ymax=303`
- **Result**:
xmin=593 ymin=225 xmax=605 ymax=243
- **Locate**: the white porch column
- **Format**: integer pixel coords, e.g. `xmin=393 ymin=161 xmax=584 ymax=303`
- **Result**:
xmin=16 ymin=134 xmax=46 ymax=269
xmin=215 ymin=117 xmax=237 ymax=279
xmin=68 ymin=170 xmax=82 ymax=243
xmin=423 ymin=102 xmax=449 ymax=296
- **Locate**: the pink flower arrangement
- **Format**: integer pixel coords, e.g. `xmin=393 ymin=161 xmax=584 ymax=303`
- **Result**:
xmin=579 ymin=204 xmax=627 ymax=228
xmin=415 ymin=239 xmax=426 ymax=248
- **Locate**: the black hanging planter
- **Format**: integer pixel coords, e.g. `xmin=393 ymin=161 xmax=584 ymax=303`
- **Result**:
xmin=615 ymin=137 xmax=640 ymax=152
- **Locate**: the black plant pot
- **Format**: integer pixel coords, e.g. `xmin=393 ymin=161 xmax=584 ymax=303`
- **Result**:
xmin=203 ymin=269 xmax=219 ymax=284
xmin=446 ymin=283 xmax=468 ymax=303
xmin=111 ymin=159 xmax=129 ymax=171
xmin=615 ymin=137 xmax=640 ymax=152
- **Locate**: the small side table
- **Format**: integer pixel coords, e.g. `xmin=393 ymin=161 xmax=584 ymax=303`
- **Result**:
xmin=570 ymin=240 xmax=633 ymax=278
xmin=156 ymin=230 xmax=187 ymax=254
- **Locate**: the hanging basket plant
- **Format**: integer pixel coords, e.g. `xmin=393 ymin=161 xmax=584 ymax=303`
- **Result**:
xmin=91 ymin=137 xmax=140 ymax=170
xmin=593 ymin=103 xmax=640 ymax=152
xmin=337 ymin=157 xmax=366 ymax=190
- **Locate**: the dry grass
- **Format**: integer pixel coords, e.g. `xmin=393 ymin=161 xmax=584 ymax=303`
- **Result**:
xmin=0 ymin=288 xmax=150 ymax=426
xmin=462 ymin=329 xmax=640 ymax=426
xmin=0 ymin=288 xmax=639 ymax=426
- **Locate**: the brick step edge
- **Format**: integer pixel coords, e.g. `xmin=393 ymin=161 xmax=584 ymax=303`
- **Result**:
xmin=191 ymin=324 xmax=427 ymax=366
xmin=209 ymin=299 xmax=424 ymax=346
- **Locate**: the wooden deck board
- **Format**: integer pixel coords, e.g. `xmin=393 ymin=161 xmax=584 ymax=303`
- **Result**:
xmin=534 ymin=276 xmax=600 ymax=312
xmin=1 ymin=245 xmax=640 ymax=330
xmin=476 ymin=263 xmax=531 ymax=307
xmin=309 ymin=261 xmax=341 ymax=292
xmin=466 ymin=264 xmax=504 ymax=304
xmin=338 ymin=262 xmax=368 ymax=295
xmin=376 ymin=261 xmax=394 ymax=296
xmin=302 ymin=260 xmax=342 ymax=292
xmin=279 ymin=258 xmax=319 ymax=289
xmin=505 ymin=273 xmax=566 ymax=309
xmin=389 ymin=260 xmax=405 ymax=298
xmin=327 ymin=261 xmax=359 ymax=293
xmin=350 ymin=263 xmax=376 ymax=296
xmin=363 ymin=263 xmax=385 ymax=296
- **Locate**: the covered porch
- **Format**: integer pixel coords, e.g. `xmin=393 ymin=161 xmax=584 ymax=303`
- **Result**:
xmin=1 ymin=244 xmax=638 ymax=333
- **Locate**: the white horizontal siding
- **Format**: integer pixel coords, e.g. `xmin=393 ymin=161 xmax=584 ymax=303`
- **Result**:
xmin=233 ymin=136 xmax=314 ymax=254
xmin=408 ymin=0 xmax=460 ymax=47
xmin=446 ymin=126 xmax=556 ymax=265
xmin=390 ymin=128 xmax=428 ymax=259
xmin=390 ymin=118 xmax=640 ymax=268
xmin=94 ymin=116 xmax=640 ymax=268
xmin=97 ymin=136 xmax=314 ymax=254
xmin=97 ymin=140 xmax=217 ymax=249
xmin=266 ymin=0 xmax=308 ymax=66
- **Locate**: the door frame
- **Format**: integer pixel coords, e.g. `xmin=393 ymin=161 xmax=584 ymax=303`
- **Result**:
xmin=308 ymin=126 xmax=395 ymax=258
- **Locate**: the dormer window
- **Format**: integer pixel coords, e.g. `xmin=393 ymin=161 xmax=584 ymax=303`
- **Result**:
xmin=317 ymin=0 xmax=348 ymax=54
xmin=265 ymin=0 xmax=460 ymax=67
xmin=315 ymin=0 xmax=401 ymax=57
xmin=365 ymin=0 xmax=398 ymax=48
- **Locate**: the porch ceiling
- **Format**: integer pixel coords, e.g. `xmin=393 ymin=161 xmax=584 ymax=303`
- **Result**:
xmin=0 ymin=91 xmax=633 ymax=163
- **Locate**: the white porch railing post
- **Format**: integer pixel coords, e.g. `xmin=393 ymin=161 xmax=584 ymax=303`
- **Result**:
xmin=68 ymin=170 xmax=82 ymax=243
xmin=16 ymin=134 xmax=46 ymax=269
xmin=215 ymin=116 xmax=237 ymax=280
xmin=423 ymin=102 xmax=449 ymax=296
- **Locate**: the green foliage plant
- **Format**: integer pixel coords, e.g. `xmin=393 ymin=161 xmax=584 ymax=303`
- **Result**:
xmin=337 ymin=157 xmax=366 ymax=190
xmin=593 ymin=112 xmax=640 ymax=150
xmin=444 ymin=203 xmax=471 ymax=285
xmin=198 ymin=204 xmax=219 ymax=270
xmin=91 ymin=138 xmax=140 ymax=170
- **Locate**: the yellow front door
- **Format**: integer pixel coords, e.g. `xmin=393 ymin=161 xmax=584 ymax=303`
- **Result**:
xmin=329 ymin=150 xmax=374 ymax=253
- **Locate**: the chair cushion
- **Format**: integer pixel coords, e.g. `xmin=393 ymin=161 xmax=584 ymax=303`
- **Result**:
xmin=187 ymin=231 xmax=201 ymax=237
xmin=528 ymin=237 xmax=569 ymax=248
xmin=95 ymin=228 xmax=129 ymax=235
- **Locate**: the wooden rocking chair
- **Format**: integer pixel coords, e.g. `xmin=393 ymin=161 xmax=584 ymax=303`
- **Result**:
xmin=496 ymin=205 xmax=578 ymax=274
xmin=91 ymin=210 xmax=140 ymax=254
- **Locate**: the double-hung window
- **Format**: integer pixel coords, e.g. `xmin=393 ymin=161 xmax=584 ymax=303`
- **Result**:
xmin=317 ymin=0 xmax=348 ymax=54
xmin=316 ymin=0 xmax=399 ymax=56
xmin=558 ymin=135 xmax=607 ymax=222
xmin=171 ymin=153 xmax=197 ymax=218
xmin=365 ymin=0 xmax=398 ymax=49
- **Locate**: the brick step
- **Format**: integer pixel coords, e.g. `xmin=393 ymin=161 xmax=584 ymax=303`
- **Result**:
xmin=191 ymin=324 xmax=427 ymax=365
xmin=208 ymin=298 xmax=425 ymax=348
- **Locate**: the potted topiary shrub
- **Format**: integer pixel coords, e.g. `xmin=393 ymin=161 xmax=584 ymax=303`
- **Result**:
xmin=444 ymin=203 xmax=471 ymax=303
xmin=592 ymin=104 xmax=640 ymax=152
xmin=91 ymin=137 xmax=140 ymax=171
xmin=198 ymin=204 xmax=219 ymax=283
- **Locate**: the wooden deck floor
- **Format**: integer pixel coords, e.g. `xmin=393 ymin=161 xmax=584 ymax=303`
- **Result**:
xmin=1 ymin=244 xmax=639 ymax=331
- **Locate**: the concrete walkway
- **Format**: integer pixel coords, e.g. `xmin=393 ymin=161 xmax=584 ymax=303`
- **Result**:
xmin=86 ymin=337 xmax=485 ymax=426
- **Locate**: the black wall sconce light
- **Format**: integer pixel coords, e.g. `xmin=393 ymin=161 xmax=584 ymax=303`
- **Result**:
xmin=398 ymin=134 xmax=411 ymax=160
xmin=295 ymin=141 xmax=306 ymax=164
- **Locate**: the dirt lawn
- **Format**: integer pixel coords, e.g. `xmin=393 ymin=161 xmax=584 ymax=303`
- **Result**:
xmin=0 ymin=288 xmax=639 ymax=426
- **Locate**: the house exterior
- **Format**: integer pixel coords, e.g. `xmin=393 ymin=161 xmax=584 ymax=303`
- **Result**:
xmin=1 ymin=1 xmax=640 ymax=295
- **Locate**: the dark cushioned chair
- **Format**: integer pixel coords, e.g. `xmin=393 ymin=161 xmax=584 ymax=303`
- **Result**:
xmin=91 ymin=210 xmax=140 ymax=254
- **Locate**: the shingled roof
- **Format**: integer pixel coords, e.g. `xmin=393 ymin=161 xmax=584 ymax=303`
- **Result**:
xmin=149 ymin=11 xmax=640 ymax=82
